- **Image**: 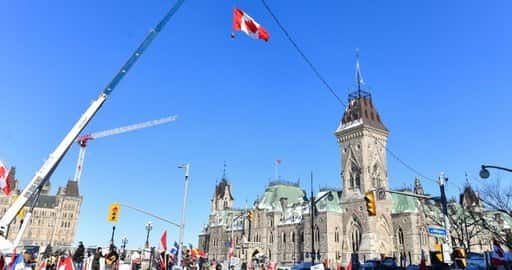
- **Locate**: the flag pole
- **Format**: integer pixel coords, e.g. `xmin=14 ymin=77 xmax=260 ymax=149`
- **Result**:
xmin=274 ymin=161 xmax=278 ymax=180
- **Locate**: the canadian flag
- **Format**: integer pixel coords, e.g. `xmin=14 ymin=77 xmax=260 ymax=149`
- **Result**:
xmin=160 ymin=230 xmax=168 ymax=251
xmin=228 ymin=241 xmax=235 ymax=258
xmin=38 ymin=259 xmax=47 ymax=270
xmin=346 ymin=258 xmax=352 ymax=270
xmin=57 ymin=256 xmax=74 ymax=270
xmin=0 ymin=161 xmax=11 ymax=195
xmin=232 ymin=8 xmax=269 ymax=42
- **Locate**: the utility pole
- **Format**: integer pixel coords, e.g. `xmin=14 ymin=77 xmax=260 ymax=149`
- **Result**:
xmin=439 ymin=172 xmax=452 ymax=262
xmin=176 ymin=163 xmax=190 ymax=270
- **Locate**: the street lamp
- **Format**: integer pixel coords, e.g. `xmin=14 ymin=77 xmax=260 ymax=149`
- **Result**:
xmin=121 ymin=236 xmax=128 ymax=260
xmin=176 ymin=163 xmax=190 ymax=270
xmin=145 ymin=221 xmax=153 ymax=248
xmin=479 ymin=165 xmax=512 ymax=179
xmin=309 ymin=172 xmax=334 ymax=265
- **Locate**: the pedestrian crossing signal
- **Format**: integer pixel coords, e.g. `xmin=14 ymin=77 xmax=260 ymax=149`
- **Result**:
xmin=364 ymin=191 xmax=377 ymax=216
xmin=107 ymin=203 xmax=121 ymax=222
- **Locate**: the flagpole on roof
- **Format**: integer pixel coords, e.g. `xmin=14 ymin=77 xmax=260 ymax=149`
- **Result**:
xmin=274 ymin=161 xmax=278 ymax=180
xmin=355 ymin=49 xmax=364 ymax=98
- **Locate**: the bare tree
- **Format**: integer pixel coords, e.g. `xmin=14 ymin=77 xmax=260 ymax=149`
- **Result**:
xmin=476 ymin=179 xmax=512 ymax=249
xmin=422 ymin=200 xmax=485 ymax=253
xmin=480 ymin=179 xmax=512 ymax=218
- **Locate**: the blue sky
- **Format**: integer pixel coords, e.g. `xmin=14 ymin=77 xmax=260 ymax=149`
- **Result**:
xmin=1 ymin=0 xmax=510 ymax=249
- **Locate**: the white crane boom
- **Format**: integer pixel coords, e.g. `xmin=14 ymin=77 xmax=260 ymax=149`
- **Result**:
xmin=0 ymin=94 xmax=107 ymax=244
xmin=79 ymin=115 xmax=177 ymax=141
xmin=0 ymin=0 xmax=185 ymax=252
xmin=73 ymin=115 xmax=178 ymax=183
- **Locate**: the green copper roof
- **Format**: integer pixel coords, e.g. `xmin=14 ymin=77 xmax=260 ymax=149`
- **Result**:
xmin=316 ymin=190 xmax=342 ymax=213
xmin=257 ymin=183 xmax=307 ymax=210
xmin=391 ymin=192 xmax=420 ymax=214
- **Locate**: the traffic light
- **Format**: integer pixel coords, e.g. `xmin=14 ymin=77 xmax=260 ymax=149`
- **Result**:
xmin=107 ymin=203 xmax=121 ymax=222
xmin=434 ymin=243 xmax=443 ymax=263
xmin=247 ymin=210 xmax=254 ymax=222
xmin=453 ymin=247 xmax=467 ymax=268
xmin=364 ymin=191 xmax=376 ymax=216
xmin=16 ymin=207 xmax=26 ymax=220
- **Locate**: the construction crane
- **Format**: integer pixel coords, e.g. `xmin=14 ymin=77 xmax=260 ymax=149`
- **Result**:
xmin=74 ymin=115 xmax=177 ymax=183
xmin=0 ymin=0 xmax=186 ymax=253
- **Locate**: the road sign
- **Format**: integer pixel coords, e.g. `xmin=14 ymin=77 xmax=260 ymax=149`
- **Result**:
xmin=428 ymin=226 xmax=447 ymax=237
xmin=108 ymin=203 xmax=121 ymax=222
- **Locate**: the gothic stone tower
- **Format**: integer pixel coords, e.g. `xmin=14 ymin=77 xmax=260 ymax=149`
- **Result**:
xmin=209 ymin=178 xmax=234 ymax=220
xmin=336 ymin=67 xmax=395 ymax=259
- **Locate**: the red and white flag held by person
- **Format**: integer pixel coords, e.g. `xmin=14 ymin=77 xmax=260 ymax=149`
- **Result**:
xmin=57 ymin=256 xmax=74 ymax=270
xmin=228 ymin=241 xmax=235 ymax=258
xmin=0 ymin=161 xmax=11 ymax=195
xmin=232 ymin=7 xmax=269 ymax=42
xmin=492 ymin=239 xmax=506 ymax=266
xmin=38 ymin=259 xmax=47 ymax=270
xmin=160 ymin=230 xmax=168 ymax=251
xmin=346 ymin=258 xmax=352 ymax=270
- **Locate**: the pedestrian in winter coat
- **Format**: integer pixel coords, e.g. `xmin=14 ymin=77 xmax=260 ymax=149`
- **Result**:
xmin=92 ymin=248 xmax=104 ymax=270
xmin=73 ymin=242 xmax=86 ymax=270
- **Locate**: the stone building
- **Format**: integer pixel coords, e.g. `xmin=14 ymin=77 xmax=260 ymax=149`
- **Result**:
xmin=0 ymin=167 xmax=82 ymax=247
xmin=198 ymin=61 xmax=510 ymax=268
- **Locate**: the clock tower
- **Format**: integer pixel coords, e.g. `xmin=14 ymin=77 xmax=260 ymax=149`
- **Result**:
xmin=336 ymin=55 xmax=395 ymax=258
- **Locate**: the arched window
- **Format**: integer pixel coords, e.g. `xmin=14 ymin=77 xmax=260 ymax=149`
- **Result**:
xmin=398 ymin=228 xmax=405 ymax=252
xmin=282 ymin=232 xmax=286 ymax=243
xmin=419 ymin=228 xmax=426 ymax=247
xmin=351 ymin=219 xmax=362 ymax=252
xmin=292 ymin=232 xmax=295 ymax=243
xmin=315 ymin=226 xmax=320 ymax=242
xmin=350 ymin=162 xmax=361 ymax=190
xmin=335 ymin=227 xmax=340 ymax=243
xmin=269 ymin=232 xmax=273 ymax=243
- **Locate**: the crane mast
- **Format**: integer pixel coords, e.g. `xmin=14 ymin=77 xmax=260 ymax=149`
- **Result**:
xmin=0 ymin=0 xmax=185 ymax=250
xmin=74 ymin=115 xmax=178 ymax=183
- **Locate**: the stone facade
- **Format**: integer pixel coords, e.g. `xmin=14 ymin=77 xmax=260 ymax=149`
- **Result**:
xmin=198 ymin=69 xmax=508 ymax=268
xmin=0 ymin=168 xmax=82 ymax=248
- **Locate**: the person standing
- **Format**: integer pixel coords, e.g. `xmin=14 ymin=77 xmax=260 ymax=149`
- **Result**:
xmin=106 ymin=245 xmax=119 ymax=270
xmin=74 ymin=242 xmax=86 ymax=270
xmin=92 ymin=248 xmax=104 ymax=270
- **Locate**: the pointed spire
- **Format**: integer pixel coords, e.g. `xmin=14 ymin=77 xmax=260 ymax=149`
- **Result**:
xmin=222 ymin=161 xmax=227 ymax=179
xmin=355 ymin=48 xmax=364 ymax=97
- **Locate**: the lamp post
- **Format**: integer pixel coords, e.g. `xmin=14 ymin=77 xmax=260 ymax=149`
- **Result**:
xmin=121 ymin=236 xmax=128 ymax=260
xmin=176 ymin=163 xmax=190 ymax=270
xmin=145 ymin=221 xmax=153 ymax=248
xmin=479 ymin=165 xmax=512 ymax=179
xmin=309 ymin=172 xmax=334 ymax=265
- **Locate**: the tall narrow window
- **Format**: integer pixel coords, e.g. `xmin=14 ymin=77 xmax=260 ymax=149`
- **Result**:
xmin=351 ymin=162 xmax=361 ymax=190
xmin=351 ymin=222 xmax=361 ymax=252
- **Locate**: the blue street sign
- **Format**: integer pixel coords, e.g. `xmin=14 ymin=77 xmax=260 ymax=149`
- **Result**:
xmin=428 ymin=226 xmax=447 ymax=236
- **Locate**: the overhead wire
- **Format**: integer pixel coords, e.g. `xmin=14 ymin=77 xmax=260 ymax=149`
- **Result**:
xmin=259 ymin=0 xmax=441 ymax=185
xmin=259 ymin=0 xmax=346 ymax=107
